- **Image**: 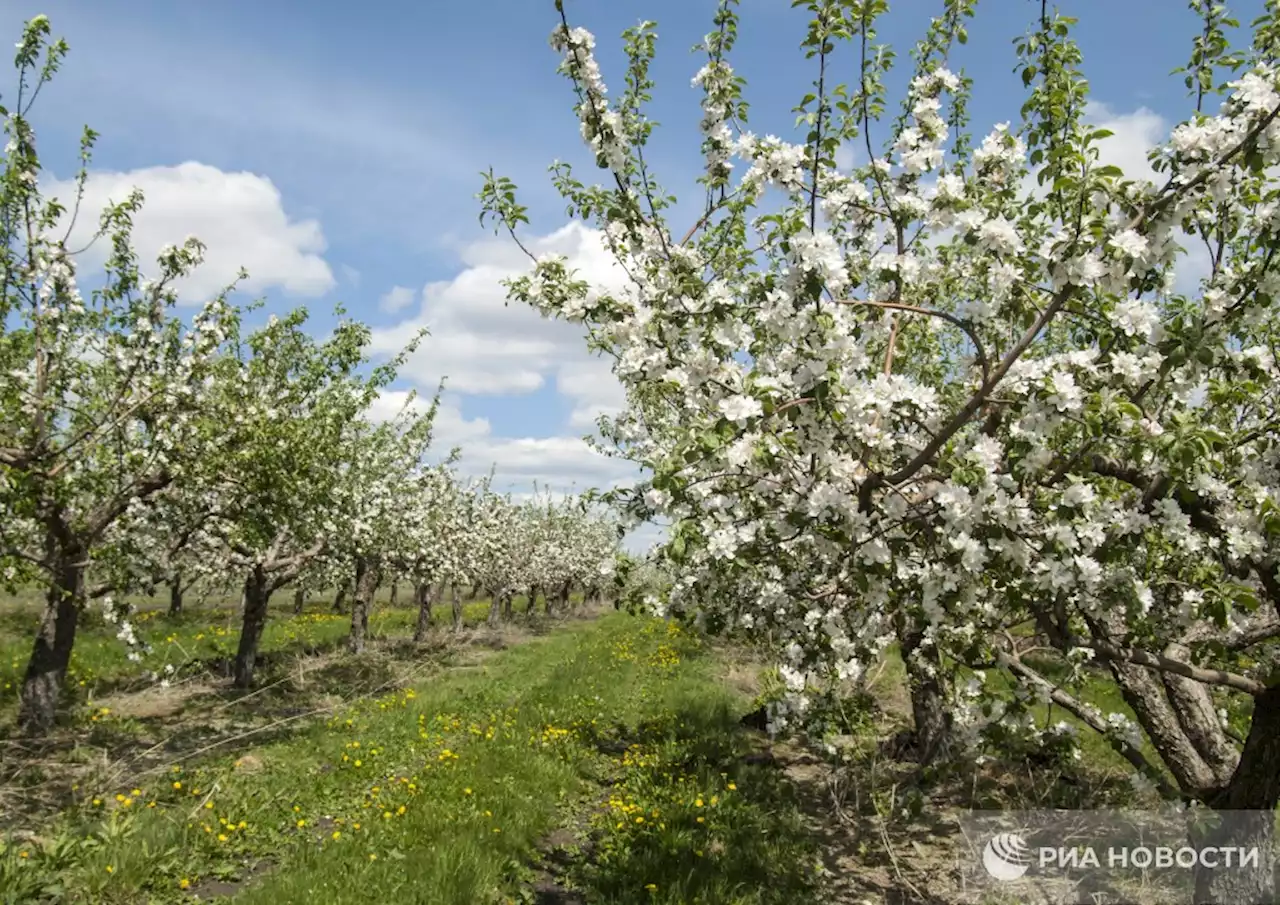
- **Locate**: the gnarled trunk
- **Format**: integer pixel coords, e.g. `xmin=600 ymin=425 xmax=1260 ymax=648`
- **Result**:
xmin=348 ymin=557 xmax=379 ymax=654
xmin=168 ymin=571 xmax=184 ymax=616
xmin=487 ymin=587 xmax=502 ymax=626
xmin=19 ymin=540 xmax=86 ymax=734
xmin=1193 ymin=685 xmax=1280 ymax=904
xmin=412 ymin=580 xmax=434 ymax=642
xmin=331 ymin=582 xmax=349 ymax=613
xmin=233 ymin=565 xmax=271 ymax=688
xmin=293 ymin=586 xmax=306 ymax=614
xmin=451 ymin=582 xmax=464 ymax=631
xmin=554 ymin=579 xmax=572 ymax=617
xmin=502 ymin=589 xmax=514 ymax=620
xmin=897 ymin=621 xmax=954 ymax=767
xmin=526 ymin=584 xmax=541 ymax=617
xmin=389 ymin=579 xmax=399 ymax=608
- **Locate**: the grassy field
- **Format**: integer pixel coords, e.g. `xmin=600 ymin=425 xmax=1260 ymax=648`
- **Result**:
xmin=3 ymin=588 xmax=1250 ymax=904
xmin=0 ymin=609 xmax=827 ymax=904
xmin=0 ymin=588 xmax=526 ymax=711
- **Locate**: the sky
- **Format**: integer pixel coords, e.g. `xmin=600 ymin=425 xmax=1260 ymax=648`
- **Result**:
xmin=0 ymin=0 xmax=1264 ymax=552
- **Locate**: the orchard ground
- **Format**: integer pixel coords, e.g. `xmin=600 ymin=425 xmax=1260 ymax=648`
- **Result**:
xmin=0 ymin=591 xmax=1216 ymax=904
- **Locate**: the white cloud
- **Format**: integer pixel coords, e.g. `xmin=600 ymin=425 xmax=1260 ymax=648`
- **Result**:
xmin=47 ymin=162 xmax=334 ymax=304
xmin=379 ymin=285 xmax=416 ymax=313
xmin=1086 ymin=102 xmax=1167 ymax=186
xmin=556 ymin=356 xmax=628 ymax=429
xmin=369 ymin=388 xmax=640 ymax=498
xmin=369 ymin=223 xmax=629 ymax=419
xmin=623 ymin=521 xmax=668 ymax=555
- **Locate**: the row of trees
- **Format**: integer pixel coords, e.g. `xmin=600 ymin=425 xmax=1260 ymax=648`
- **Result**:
xmin=482 ymin=1 xmax=1280 ymax=901
xmin=0 ymin=17 xmax=620 ymax=735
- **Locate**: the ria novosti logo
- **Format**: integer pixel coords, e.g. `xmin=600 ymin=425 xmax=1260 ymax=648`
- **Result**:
xmin=982 ymin=832 xmax=1032 ymax=881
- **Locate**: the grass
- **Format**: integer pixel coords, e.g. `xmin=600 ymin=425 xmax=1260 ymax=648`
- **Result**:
xmin=0 ymin=588 xmax=525 ymax=712
xmin=0 ymin=613 xmax=825 ymax=904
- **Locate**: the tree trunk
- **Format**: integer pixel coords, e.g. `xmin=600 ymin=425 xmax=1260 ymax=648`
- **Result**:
xmin=1193 ymin=685 xmax=1280 ymax=904
xmin=898 ymin=622 xmax=954 ymax=767
xmin=293 ymin=587 xmax=306 ymax=614
xmin=331 ymin=582 xmax=349 ymax=613
xmin=389 ymin=579 xmax=399 ymax=608
xmin=451 ymin=582 xmax=464 ymax=632
xmin=554 ymin=579 xmax=571 ymax=617
xmin=19 ymin=543 xmax=86 ymax=734
xmin=233 ymin=565 xmax=271 ymax=688
xmin=412 ymin=581 xmax=434 ymax=643
xmin=168 ymin=571 xmax=184 ymax=616
xmin=527 ymin=584 xmax=541 ymax=617
xmin=487 ymin=588 xmax=502 ymax=626
xmin=348 ymin=557 xmax=379 ymax=654
xmin=502 ymin=589 xmax=514 ymax=621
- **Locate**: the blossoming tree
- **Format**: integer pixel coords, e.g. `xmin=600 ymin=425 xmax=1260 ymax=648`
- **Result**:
xmin=0 ymin=17 xmax=251 ymax=731
xmin=481 ymin=2 xmax=1280 ymax=899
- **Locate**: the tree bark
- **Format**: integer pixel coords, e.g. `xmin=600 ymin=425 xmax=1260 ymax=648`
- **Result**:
xmin=233 ymin=565 xmax=271 ymax=688
xmin=487 ymin=588 xmax=502 ymax=626
xmin=897 ymin=621 xmax=954 ymax=766
xmin=554 ymin=579 xmax=572 ymax=617
xmin=412 ymin=580 xmax=434 ymax=643
xmin=331 ymin=582 xmax=349 ymax=613
xmin=502 ymin=589 xmax=514 ymax=621
xmin=348 ymin=557 xmax=379 ymax=654
xmin=527 ymin=584 xmax=541 ymax=617
xmin=168 ymin=571 xmax=184 ymax=616
xmin=389 ymin=579 xmax=399 ymax=608
xmin=1193 ymin=685 xmax=1280 ymax=904
xmin=293 ymin=586 xmax=306 ymax=614
xmin=19 ymin=542 xmax=86 ymax=734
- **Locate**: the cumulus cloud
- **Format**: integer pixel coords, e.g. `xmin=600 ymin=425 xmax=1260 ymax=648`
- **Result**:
xmin=45 ymin=162 xmax=334 ymax=303
xmin=1086 ymin=101 xmax=1167 ymax=186
xmin=369 ymin=222 xmax=629 ymax=413
xmin=379 ymin=285 xmax=416 ymax=313
xmin=369 ymin=388 xmax=640 ymax=498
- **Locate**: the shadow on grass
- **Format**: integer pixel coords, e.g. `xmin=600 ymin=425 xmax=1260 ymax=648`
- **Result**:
xmin=540 ymin=701 xmax=828 ymax=905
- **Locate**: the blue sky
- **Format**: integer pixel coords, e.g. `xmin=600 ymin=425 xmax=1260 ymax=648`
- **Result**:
xmin=0 ymin=0 xmax=1263 ymax=550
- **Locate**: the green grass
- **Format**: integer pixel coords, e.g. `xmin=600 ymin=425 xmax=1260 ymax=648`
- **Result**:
xmin=0 ymin=614 xmax=824 ymax=905
xmin=0 ymin=589 xmax=532 ymax=711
